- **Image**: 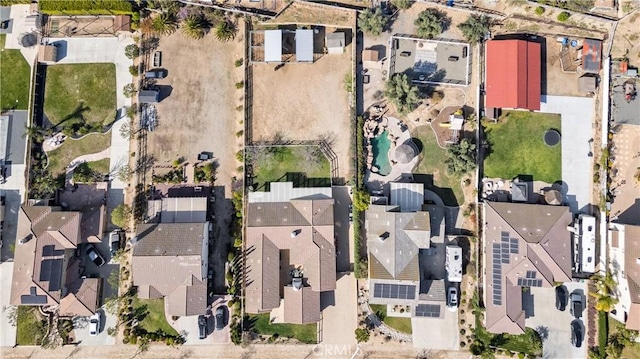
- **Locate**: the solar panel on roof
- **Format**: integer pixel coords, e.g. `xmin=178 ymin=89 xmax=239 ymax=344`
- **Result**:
xmin=48 ymin=259 xmax=63 ymax=292
xmin=391 ymin=284 xmax=399 ymax=298
xmin=526 ymin=271 xmax=536 ymax=279
xmin=372 ymin=283 xmax=416 ymax=299
xmin=374 ymin=284 xmax=382 ymax=297
xmin=415 ymin=304 xmax=441 ymax=317
xmin=40 ymin=260 xmax=52 ymax=281
xmin=42 ymin=245 xmax=54 ymax=257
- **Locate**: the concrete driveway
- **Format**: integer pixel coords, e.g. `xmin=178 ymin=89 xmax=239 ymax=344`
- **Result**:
xmin=173 ymin=302 xmax=230 ymax=345
xmin=539 ymin=95 xmax=595 ymax=214
xmin=73 ymin=308 xmax=116 ymax=346
xmin=412 ymin=306 xmax=459 ymax=350
xmin=320 ymin=273 xmax=357 ymax=346
xmin=526 ymin=282 xmax=588 ymax=359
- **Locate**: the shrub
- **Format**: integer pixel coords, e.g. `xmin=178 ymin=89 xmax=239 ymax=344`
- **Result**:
xmin=358 ymin=7 xmax=386 ymax=36
xmin=123 ymin=83 xmax=137 ymax=98
xmin=235 ymin=81 xmax=244 ymax=89
xmin=39 ymin=0 xmax=133 ymax=14
xmin=124 ymin=44 xmax=139 ymax=59
xmin=460 ymin=341 xmax=466 ymax=347
xmin=460 ymin=329 xmax=466 ymax=335
xmin=557 ymin=11 xmax=570 ymax=22
xmin=535 ymin=6 xmax=545 ymax=15
xmin=228 ymin=251 xmax=236 ymax=262
xmin=355 ymin=328 xmax=370 ymax=343
xmin=235 ymin=58 xmax=243 ymax=67
xmin=129 ymin=65 xmax=138 ymax=76
xmin=123 ymin=336 xmax=130 ymax=344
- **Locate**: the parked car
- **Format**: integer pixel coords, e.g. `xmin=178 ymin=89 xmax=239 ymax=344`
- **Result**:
xmin=570 ymin=292 xmax=583 ymax=319
xmin=145 ymin=68 xmax=166 ymax=79
xmin=109 ymin=230 xmax=121 ymax=257
xmin=89 ymin=312 xmax=100 ymax=336
xmin=571 ymin=320 xmax=583 ymax=348
xmin=448 ymin=56 xmax=459 ymax=62
xmin=198 ymin=315 xmax=207 ymax=339
xmin=86 ymin=245 xmax=105 ymax=267
xmin=555 ymin=285 xmax=567 ymax=311
xmin=348 ymin=204 xmax=353 ymax=222
xmin=215 ymin=306 xmax=225 ymax=331
xmin=447 ymin=287 xmax=458 ymax=311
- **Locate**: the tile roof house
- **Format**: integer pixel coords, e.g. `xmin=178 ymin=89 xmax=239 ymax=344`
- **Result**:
xmin=485 ymin=39 xmax=541 ymax=111
xmin=609 ymin=223 xmax=640 ymax=330
xmin=483 ymin=202 xmax=573 ymax=334
xmin=245 ymin=182 xmax=336 ymax=324
xmin=366 ymin=182 xmax=449 ymax=319
xmin=132 ymin=223 xmax=209 ymax=317
xmin=10 ymin=205 xmax=105 ymax=316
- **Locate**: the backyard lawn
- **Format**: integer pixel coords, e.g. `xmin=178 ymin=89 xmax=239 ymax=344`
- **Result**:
xmin=412 ymin=126 xmax=464 ymax=206
xmin=44 ymin=63 xmax=117 ymax=128
xmin=369 ymin=304 xmax=412 ymax=334
xmin=473 ymin=312 xmax=542 ymax=356
xmin=132 ymin=298 xmax=178 ymax=336
xmin=16 ymin=306 xmax=46 ymax=346
xmin=0 ymin=34 xmax=31 ymax=110
xmin=483 ymin=111 xmax=562 ymax=184
xmin=46 ymin=132 xmax=111 ymax=178
xmin=249 ymin=313 xmax=317 ymax=344
xmin=251 ymin=146 xmax=331 ymax=190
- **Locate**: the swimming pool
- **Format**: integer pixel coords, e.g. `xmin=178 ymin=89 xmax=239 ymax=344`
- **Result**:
xmin=371 ymin=130 xmax=392 ymax=176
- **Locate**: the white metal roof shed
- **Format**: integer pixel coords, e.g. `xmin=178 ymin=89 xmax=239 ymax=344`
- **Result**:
xmin=264 ymin=30 xmax=282 ymax=63
xmin=295 ymin=29 xmax=313 ymax=63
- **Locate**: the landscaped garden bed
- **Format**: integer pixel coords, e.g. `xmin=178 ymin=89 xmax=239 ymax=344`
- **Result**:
xmin=46 ymin=132 xmax=111 ymax=179
xmin=248 ymin=313 xmax=318 ymax=344
xmin=369 ymin=304 xmax=412 ymax=334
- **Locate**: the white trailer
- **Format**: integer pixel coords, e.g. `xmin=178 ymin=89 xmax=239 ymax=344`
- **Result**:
xmin=446 ymin=245 xmax=463 ymax=282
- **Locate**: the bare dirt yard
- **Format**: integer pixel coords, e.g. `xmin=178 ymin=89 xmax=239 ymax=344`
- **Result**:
xmin=251 ymin=47 xmax=352 ymax=182
xmin=611 ymin=10 xmax=640 ymax=67
xmin=148 ymin=25 xmax=244 ymax=193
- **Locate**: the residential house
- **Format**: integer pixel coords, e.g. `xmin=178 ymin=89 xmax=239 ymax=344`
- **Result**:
xmin=366 ymin=182 xmax=448 ymax=318
xmin=10 ymin=205 xmax=106 ymax=316
xmin=483 ymin=201 xmax=573 ymax=334
xmin=485 ymin=39 xmax=542 ymax=111
xmin=609 ymin=223 xmax=640 ymax=330
xmin=245 ymin=182 xmax=336 ymax=324
xmin=132 ymin=222 xmax=209 ymax=317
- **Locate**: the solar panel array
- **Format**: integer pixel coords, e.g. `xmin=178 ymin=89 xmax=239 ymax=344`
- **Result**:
xmin=39 ymin=259 xmax=63 ymax=292
xmin=492 ymin=232 xmax=520 ymax=306
xmin=517 ymin=271 xmax=542 ymax=287
xmin=21 ymin=287 xmax=48 ymax=305
xmin=373 ymin=283 xmax=416 ymax=300
xmin=414 ymin=304 xmax=441 ymax=317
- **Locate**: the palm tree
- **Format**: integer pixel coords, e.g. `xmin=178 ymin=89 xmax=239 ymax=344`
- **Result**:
xmin=414 ymin=9 xmax=448 ymax=39
xmin=23 ymin=125 xmax=45 ymax=142
xmin=152 ymin=13 xmax=178 ymax=36
xmin=457 ymin=14 xmax=490 ymax=44
xmin=589 ymin=272 xmax=619 ymax=313
xmin=181 ymin=15 xmax=206 ymax=40
xmin=214 ymin=20 xmax=237 ymax=43
xmin=589 ymin=291 xmax=619 ymax=312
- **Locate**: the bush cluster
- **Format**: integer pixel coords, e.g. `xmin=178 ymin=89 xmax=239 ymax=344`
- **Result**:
xmin=39 ymin=0 xmax=133 ymax=14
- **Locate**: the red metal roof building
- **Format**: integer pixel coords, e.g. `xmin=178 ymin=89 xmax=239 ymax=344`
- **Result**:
xmin=485 ymin=39 xmax=541 ymax=111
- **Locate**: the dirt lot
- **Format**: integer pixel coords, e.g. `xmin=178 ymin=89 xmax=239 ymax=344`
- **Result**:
xmin=611 ymin=11 xmax=640 ymax=67
xmin=148 ymin=25 xmax=244 ymax=192
xmin=251 ymin=48 xmax=352 ymax=181
xmin=610 ymin=124 xmax=640 ymax=225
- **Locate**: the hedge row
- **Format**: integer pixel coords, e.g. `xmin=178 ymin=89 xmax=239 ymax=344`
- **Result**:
xmin=39 ymin=0 xmax=134 ymax=15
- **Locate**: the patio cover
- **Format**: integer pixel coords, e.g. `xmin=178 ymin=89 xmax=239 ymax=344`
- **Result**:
xmin=264 ymin=30 xmax=282 ymax=63
xmin=296 ymin=29 xmax=313 ymax=63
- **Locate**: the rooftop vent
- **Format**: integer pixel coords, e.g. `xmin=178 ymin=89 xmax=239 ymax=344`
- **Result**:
xmin=291 ymin=229 xmax=301 ymax=238
xmin=292 ymin=277 xmax=303 ymax=291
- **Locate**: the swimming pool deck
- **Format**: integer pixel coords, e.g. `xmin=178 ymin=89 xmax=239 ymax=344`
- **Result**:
xmin=365 ymin=117 xmax=419 ymax=190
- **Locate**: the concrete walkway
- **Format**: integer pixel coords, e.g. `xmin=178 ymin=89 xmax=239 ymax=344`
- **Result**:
xmin=65 ymin=148 xmax=111 ymax=186
xmin=539 ymin=95 xmax=595 ymax=214
xmin=4 ymin=5 xmax=38 ymax=63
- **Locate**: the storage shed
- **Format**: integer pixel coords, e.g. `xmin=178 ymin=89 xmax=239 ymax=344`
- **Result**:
xmin=138 ymin=90 xmax=159 ymax=104
xmin=326 ymin=32 xmax=345 ymax=54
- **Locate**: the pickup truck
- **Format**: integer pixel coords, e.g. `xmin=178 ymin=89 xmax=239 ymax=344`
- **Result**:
xmin=570 ymin=292 xmax=583 ymax=319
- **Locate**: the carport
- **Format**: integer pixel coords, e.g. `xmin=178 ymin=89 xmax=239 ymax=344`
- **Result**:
xmin=264 ymin=30 xmax=282 ymax=63
xmin=295 ymin=29 xmax=313 ymax=63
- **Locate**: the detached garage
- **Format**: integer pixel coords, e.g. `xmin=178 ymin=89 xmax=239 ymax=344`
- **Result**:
xmin=485 ymin=39 xmax=541 ymax=111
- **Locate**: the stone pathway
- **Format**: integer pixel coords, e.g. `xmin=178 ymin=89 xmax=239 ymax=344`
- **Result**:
xmin=65 ymin=148 xmax=110 ymax=187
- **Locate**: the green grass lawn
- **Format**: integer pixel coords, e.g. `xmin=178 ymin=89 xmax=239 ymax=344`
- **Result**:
xmin=46 ymin=132 xmax=111 ymax=178
xmin=44 ymin=63 xmax=117 ymax=127
xmin=252 ymin=146 xmax=331 ymax=190
xmin=16 ymin=306 xmax=46 ymax=346
xmin=0 ymin=34 xmax=31 ymax=110
xmin=132 ymin=298 xmax=179 ymax=336
xmin=369 ymin=304 xmax=412 ymax=334
xmin=483 ymin=110 xmax=562 ymax=184
xmin=249 ymin=313 xmax=317 ymax=344
xmin=412 ymin=126 xmax=464 ymax=206
xmin=86 ymin=158 xmax=111 ymax=175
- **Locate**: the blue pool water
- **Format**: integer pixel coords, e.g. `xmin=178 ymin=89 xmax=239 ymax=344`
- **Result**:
xmin=371 ymin=130 xmax=392 ymax=176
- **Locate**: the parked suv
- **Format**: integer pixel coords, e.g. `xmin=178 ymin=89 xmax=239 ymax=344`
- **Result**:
xmin=571 ymin=320 xmax=583 ymax=347
xmin=215 ymin=306 xmax=225 ymax=331
xmin=570 ymin=292 xmax=583 ymax=319
xmin=447 ymin=287 xmax=458 ymax=311
xmin=198 ymin=315 xmax=207 ymax=339
xmin=86 ymin=244 xmax=105 ymax=267
xmin=145 ymin=68 xmax=166 ymax=79
xmin=109 ymin=230 xmax=121 ymax=257
xmin=555 ymin=285 xmax=567 ymax=311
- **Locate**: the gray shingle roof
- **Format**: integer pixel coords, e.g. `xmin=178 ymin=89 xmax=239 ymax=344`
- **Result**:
xmin=134 ymin=223 xmax=206 ymax=256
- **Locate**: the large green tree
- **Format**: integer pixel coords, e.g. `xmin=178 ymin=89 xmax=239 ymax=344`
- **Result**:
xmin=414 ymin=8 xmax=448 ymax=39
xmin=384 ymin=74 xmax=421 ymax=115
xmin=445 ymin=138 xmax=476 ymax=175
xmin=358 ymin=7 xmax=386 ymax=37
xmin=391 ymin=0 xmax=412 ymax=10
xmin=457 ymin=14 xmax=490 ymax=44
xmin=111 ymin=204 xmax=131 ymax=229
xmin=214 ymin=20 xmax=237 ymax=42
xmin=151 ymin=13 xmax=178 ymax=36
xmin=182 ymin=15 xmax=207 ymax=40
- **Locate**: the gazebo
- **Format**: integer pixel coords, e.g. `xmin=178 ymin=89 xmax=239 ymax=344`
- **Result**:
xmin=395 ymin=142 xmax=417 ymax=164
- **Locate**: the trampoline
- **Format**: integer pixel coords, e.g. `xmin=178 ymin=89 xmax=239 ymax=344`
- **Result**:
xmin=544 ymin=129 xmax=561 ymax=147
